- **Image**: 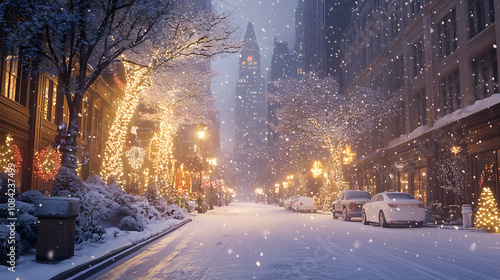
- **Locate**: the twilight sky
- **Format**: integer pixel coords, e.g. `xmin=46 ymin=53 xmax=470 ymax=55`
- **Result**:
xmin=211 ymin=0 xmax=298 ymax=152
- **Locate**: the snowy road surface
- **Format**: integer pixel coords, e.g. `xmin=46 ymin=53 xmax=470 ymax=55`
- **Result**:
xmin=90 ymin=203 xmax=500 ymax=280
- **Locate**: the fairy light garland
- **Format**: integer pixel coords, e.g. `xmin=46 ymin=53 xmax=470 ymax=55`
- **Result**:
xmin=125 ymin=146 xmax=146 ymax=170
xmin=35 ymin=145 xmax=62 ymax=181
xmin=100 ymin=61 xmax=153 ymax=184
xmin=0 ymin=134 xmax=23 ymax=175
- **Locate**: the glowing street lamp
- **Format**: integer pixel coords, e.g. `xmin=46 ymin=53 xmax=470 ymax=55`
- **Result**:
xmin=198 ymin=130 xmax=206 ymax=140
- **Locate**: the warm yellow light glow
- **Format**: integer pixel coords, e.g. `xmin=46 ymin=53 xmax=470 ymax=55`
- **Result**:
xmin=198 ymin=131 xmax=206 ymax=139
xmin=343 ymin=145 xmax=355 ymax=164
xmin=101 ymin=59 xmax=153 ymax=184
xmin=208 ymin=158 xmax=217 ymax=166
xmin=451 ymin=146 xmax=462 ymax=157
xmin=311 ymin=160 xmax=323 ymax=178
xmin=475 ymin=187 xmax=500 ymax=233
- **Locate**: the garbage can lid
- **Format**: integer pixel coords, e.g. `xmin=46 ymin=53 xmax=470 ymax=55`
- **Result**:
xmin=35 ymin=197 xmax=80 ymax=218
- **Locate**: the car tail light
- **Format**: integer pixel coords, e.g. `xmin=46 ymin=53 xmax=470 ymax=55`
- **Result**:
xmin=349 ymin=202 xmax=354 ymax=210
xmin=387 ymin=203 xmax=398 ymax=208
xmin=300 ymin=203 xmax=303 ymax=205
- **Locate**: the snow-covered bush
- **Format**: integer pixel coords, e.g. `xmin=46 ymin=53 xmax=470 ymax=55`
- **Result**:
xmin=134 ymin=196 xmax=161 ymax=221
xmin=18 ymin=190 xmax=45 ymax=203
xmin=75 ymin=223 xmax=106 ymax=245
xmin=0 ymin=226 xmax=21 ymax=267
xmin=52 ymin=167 xmax=85 ymax=196
xmin=164 ymin=204 xmax=186 ymax=220
xmin=0 ymin=201 xmax=37 ymax=266
xmin=118 ymin=216 xmax=144 ymax=232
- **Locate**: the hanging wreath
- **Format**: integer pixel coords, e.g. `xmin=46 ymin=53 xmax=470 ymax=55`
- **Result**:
xmin=125 ymin=146 xmax=146 ymax=170
xmin=34 ymin=145 xmax=62 ymax=181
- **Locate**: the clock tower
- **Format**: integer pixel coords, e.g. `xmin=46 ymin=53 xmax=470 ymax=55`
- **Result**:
xmin=234 ymin=22 xmax=267 ymax=190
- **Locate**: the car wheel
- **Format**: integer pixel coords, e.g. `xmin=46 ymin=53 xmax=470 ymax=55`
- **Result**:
xmin=343 ymin=207 xmax=350 ymax=221
xmin=361 ymin=210 xmax=369 ymax=225
xmin=379 ymin=211 xmax=389 ymax=228
xmin=333 ymin=211 xmax=338 ymax=219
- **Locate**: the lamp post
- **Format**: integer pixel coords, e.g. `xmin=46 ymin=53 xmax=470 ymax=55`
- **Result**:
xmin=197 ymin=129 xmax=205 ymax=207
xmin=208 ymin=158 xmax=217 ymax=210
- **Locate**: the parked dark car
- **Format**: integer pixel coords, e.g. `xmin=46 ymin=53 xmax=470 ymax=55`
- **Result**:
xmin=332 ymin=190 xmax=371 ymax=221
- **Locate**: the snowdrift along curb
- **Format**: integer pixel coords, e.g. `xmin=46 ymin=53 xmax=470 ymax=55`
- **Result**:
xmin=50 ymin=218 xmax=192 ymax=280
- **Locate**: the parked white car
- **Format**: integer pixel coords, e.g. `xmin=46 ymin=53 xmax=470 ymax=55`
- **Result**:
xmin=292 ymin=197 xmax=318 ymax=213
xmin=332 ymin=190 xmax=371 ymax=221
xmin=361 ymin=192 xmax=425 ymax=227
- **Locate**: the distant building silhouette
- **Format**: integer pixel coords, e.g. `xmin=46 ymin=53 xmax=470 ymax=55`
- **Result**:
xmin=234 ymin=22 xmax=267 ymax=189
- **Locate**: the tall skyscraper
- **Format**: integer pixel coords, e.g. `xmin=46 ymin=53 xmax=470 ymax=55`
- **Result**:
xmin=234 ymin=22 xmax=267 ymax=190
xmin=303 ymin=0 xmax=355 ymax=82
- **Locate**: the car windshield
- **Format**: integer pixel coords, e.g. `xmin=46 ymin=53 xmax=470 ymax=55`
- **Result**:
xmin=386 ymin=193 xmax=416 ymax=201
xmin=346 ymin=192 xmax=371 ymax=199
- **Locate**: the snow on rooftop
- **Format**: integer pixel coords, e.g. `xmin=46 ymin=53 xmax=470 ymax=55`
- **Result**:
xmin=387 ymin=93 xmax=500 ymax=149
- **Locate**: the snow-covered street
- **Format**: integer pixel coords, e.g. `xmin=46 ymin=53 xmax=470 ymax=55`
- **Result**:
xmin=90 ymin=203 xmax=500 ymax=280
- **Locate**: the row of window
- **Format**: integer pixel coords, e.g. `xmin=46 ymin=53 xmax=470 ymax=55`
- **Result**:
xmin=1 ymin=53 xmax=104 ymax=147
xmin=357 ymin=45 xmax=498 ymax=158
xmin=344 ymin=0 xmax=495 ymax=86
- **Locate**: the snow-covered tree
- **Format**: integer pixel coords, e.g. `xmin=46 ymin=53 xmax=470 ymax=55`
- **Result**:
xmin=437 ymin=152 xmax=466 ymax=204
xmin=269 ymin=73 xmax=398 ymax=209
xmin=140 ymin=58 xmax=215 ymax=204
xmin=99 ymin=4 xmax=239 ymax=184
xmin=3 ymin=0 xmax=238 ymax=194
xmin=4 ymin=0 xmax=173 ymax=178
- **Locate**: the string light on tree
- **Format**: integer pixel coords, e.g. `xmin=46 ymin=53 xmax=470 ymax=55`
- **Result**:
xmin=475 ymin=185 xmax=500 ymax=233
xmin=35 ymin=145 xmax=62 ymax=181
xmin=100 ymin=60 xmax=152 ymax=184
xmin=126 ymin=146 xmax=146 ymax=170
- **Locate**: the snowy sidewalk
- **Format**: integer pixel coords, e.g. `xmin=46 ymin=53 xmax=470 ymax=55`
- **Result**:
xmin=1 ymin=217 xmax=192 ymax=280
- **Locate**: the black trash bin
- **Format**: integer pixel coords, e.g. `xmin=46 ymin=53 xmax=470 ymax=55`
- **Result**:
xmin=35 ymin=197 xmax=80 ymax=262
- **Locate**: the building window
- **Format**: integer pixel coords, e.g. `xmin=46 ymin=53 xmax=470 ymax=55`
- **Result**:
xmin=409 ymin=0 xmax=423 ymax=19
xmin=92 ymin=104 xmax=103 ymax=146
xmin=468 ymin=0 xmax=495 ymax=39
xmin=43 ymin=76 xmax=58 ymax=123
xmin=391 ymin=100 xmax=406 ymax=138
xmin=411 ymin=88 xmax=426 ymax=130
xmin=411 ymin=37 xmax=424 ymax=77
xmin=390 ymin=55 xmax=404 ymax=93
xmin=474 ymin=150 xmax=498 ymax=205
xmin=439 ymin=69 xmax=461 ymax=117
xmin=2 ymin=53 xmax=19 ymax=101
xmin=438 ymin=9 xmax=457 ymax=60
xmin=472 ymin=48 xmax=498 ymax=101
xmin=413 ymin=167 xmax=428 ymax=204
xmin=80 ymin=96 xmax=90 ymax=140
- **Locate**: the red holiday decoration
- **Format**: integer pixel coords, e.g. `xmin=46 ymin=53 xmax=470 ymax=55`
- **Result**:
xmin=34 ymin=146 xmax=62 ymax=181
